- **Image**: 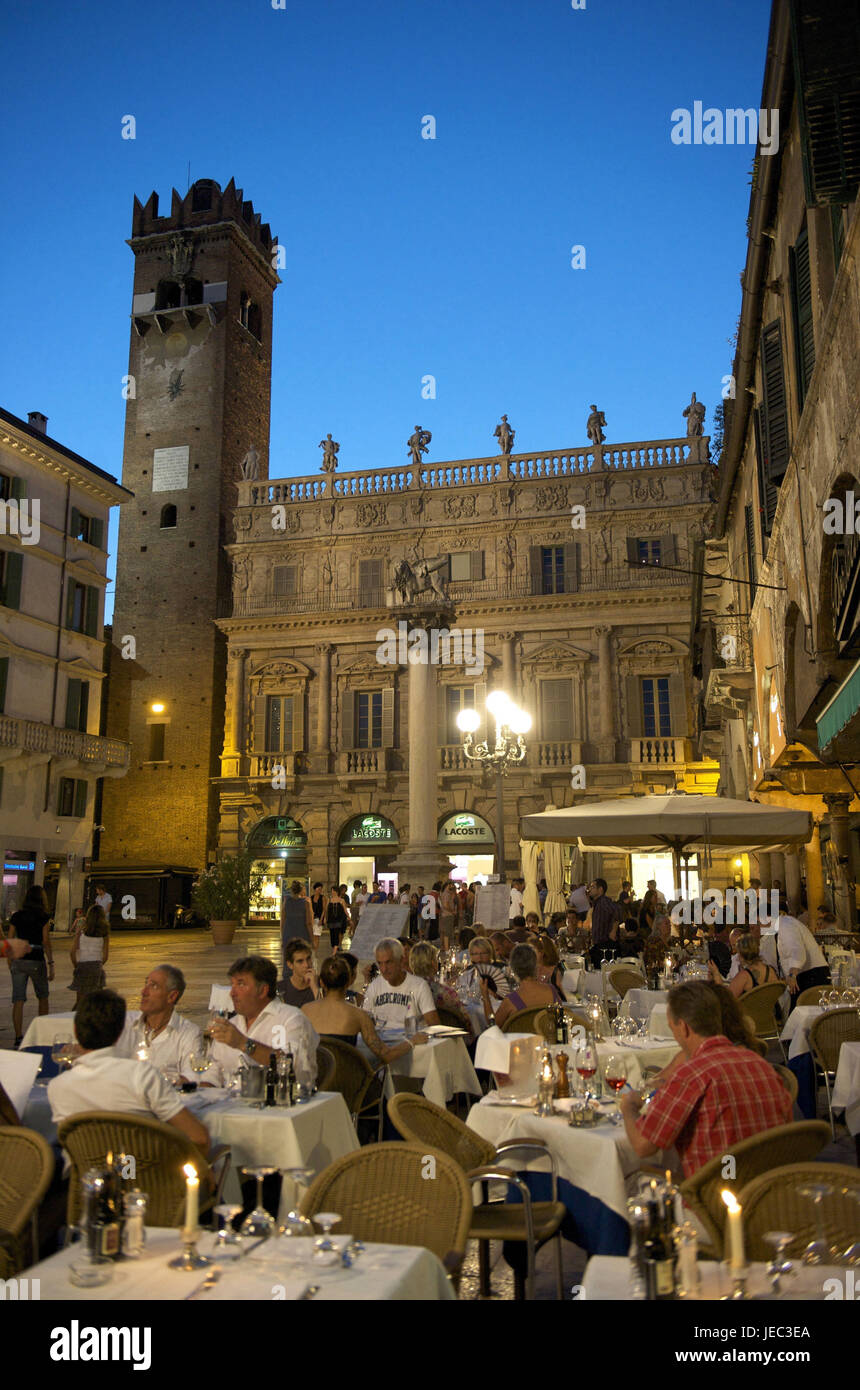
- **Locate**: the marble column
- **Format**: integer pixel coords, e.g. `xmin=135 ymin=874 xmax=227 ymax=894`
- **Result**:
xmin=783 ymin=851 xmax=802 ymax=915
xmin=594 ymin=625 xmax=616 ymax=762
xmin=315 ymin=644 xmax=333 ymax=756
xmin=803 ymin=822 xmax=826 ymax=919
xmin=823 ymin=793 xmax=855 ymax=929
xmin=389 ymin=620 xmax=453 ymax=888
xmin=752 ymin=851 xmax=771 ymax=888
xmin=498 ymin=631 xmax=517 ymax=698
xmin=230 ymin=649 xmax=246 ymax=756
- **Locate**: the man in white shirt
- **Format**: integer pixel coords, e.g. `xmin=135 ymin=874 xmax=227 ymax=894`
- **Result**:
xmin=362 ymin=938 xmax=440 ymax=1030
xmin=509 ymin=878 xmax=525 ymax=921
xmin=646 ymin=879 xmax=667 ymax=908
xmin=48 ymin=989 xmax=209 ymax=1151
xmin=775 ymin=899 xmax=831 ymax=1008
xmin=94 ymin=883 xmax=113 ymax=918
xmin=118 ymin=964 xmax=203 ymax=1078
xmin=208 ymin=955 xmax=319 ymax=1087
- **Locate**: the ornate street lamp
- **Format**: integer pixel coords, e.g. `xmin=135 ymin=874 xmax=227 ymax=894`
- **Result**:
xmin=457 ymin=691 xmax=531 ymax=882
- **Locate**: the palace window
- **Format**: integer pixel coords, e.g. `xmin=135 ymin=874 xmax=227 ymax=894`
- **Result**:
xmin=636 ymin=539 xmax=662 ymax=565
xmin=446 ymin=685 xmax=475 ymax=742
xmin=65 ymin=580 xmax=99 ymax=636
xmin=64 ymin=678 xmax=89 ymax=733
xmin=541 ymin=678 xmax=574 ymax=741
xmin=57 ymin=777 xmax=88 ymax=818
xmin=148 ymin=723 xmax=166 ymax=761
xmin=641 ymin=677 xmax=671 ymax=738
xmin=448 ymin=551 xmax=484 ymax=582
xmin=265 ymin=695 xmax=295 ymax=752
xmin=159 ymin=504 xmax=178 ymax=529
xmin=70 ymin=508 xmax=105 ymax=548
xmin=355 ymin=691 xmax=383 ymax=748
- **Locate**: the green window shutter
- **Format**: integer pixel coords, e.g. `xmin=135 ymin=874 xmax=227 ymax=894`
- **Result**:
xmin=381 ymin=685 xmax=395 ymax=748
xmin=10 ymin=477 xmax=26 ymax=501
xmin=74 ymin=780 xmax=88 ymax=818
xmin=760 ymin=320 xmax=790 ymax=483
xmin=291 ymin=692 xmax=305 ymax=752
xmin=669 ymin=675 xmax=687 ymax=740
xmin=626 ymin=676 xmax=642 ymax=739
xmin=341 ymin=689 xmax=355 ymax=749
xmin=254 ymin=695 xmax=269 ymax=751
xmin=789 ymin=227 xmax=816 ymax=408
xmin=57 ymin=778 xmax=70 ymax=816
xmin=79 ymin=680 xmax=89 ymax=732
xmin=2 ymin=552 xmax=23 ymax=610
xmin=626 ymin=536 xmax=639 ymax=565
xmin=744 ymin=504 xmax=757 ymax=603
xmin=529 ymin=545 xmax=542 ymax=594
xmin=753 ymin=406 xmax=779 ymax=537
xmin=84 ymin=586 xmax=99 ymax=636
xmin=65 ymin=580 xmax=76 ymax=629
xmin=70 ymin=507 xmax=82 ymax=539
xmin=90 ymin=517 xmax=105 ymax=550
xmin=65 ymin=679 xmax=81 ymax=730
xmin=0 ymin=656 xmax=8 ymax=713
xmin=790 ymin=0 xmax=860 ymax=207
xmin=562 ymin=542 xmax=579 ymax=592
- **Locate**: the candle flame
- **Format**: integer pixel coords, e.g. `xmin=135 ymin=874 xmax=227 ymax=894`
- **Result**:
xmin=721 ymin=1188 xmax=740 ymax=1214
xmin=183 ymin=1163 xmax=198 ymax=1181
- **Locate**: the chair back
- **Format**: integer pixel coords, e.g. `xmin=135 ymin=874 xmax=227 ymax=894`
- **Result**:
xmin=316 ymin=1044 xmax=336 ymax=1091
xmin=740 ymin=981 xmax=785 ymax=1035
xmin=320 ymin=1037 xmax=379 ymax=1115
xmin=809 ymin=1007 xmax=860 ymax=1074
xmin=300 ymin=1142 xmax=472 ymax=1268
xmin=388 ymin=1092 xmax=496 ymax=1171
xmin=500 ymin=1006 xmax=546 ymax=1035
xmin=773 ymin=1064 xmax=799 ymax=1105
xmin=678 ymin=1120 xmax=830 ymax=1251
xmin=733 ymin=1163 xmax=860 ymax=1262
xmin=795 ymin=985 xmax=828 ymax=1007
xmin=0 ymin=1127 xmax=55 ymax=1271
xmin=436 ymin=1005 xmax=468 ymax=1031
xmin=608 ymin=967 xmax=647 ymax=999
xmin=57 ymin=1112 xmax=216 ymax=1227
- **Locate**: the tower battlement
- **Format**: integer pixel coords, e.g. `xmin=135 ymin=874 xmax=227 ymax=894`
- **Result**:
xmin=131 ymin=178 xmax=275 ymax=255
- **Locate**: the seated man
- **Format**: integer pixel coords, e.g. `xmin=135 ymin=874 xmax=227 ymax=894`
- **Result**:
xmin=208 ymin=955 xmax=319 ymax=1088
xmin=280 ymin=938 xmax=318 ymax=1009
xmin=619 ymin=981 xmax=793 ymax=1178
xmin=362 ymin=938 xmax=440 ymax=1030
xmin=48 ymin=989 xmax=209 ymax=1152
xmin=117 ymin=964 xmax=202 ymax=1077
xmin=508 ymin=915 xmax=529 ymax=943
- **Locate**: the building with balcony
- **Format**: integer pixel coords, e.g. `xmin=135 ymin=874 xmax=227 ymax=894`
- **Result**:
xmin=0 ymin=406 xmax=131 ymax=925
xmin=217 ymin=431 xmax=722 ymax=906
xmin=692 ymin=0 xmax=860 ymax=924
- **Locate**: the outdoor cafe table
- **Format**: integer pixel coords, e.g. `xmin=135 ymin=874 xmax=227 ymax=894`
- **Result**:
xmin=781 ymin=1005 xmax=824 ymax=1060
xmin=474 ymin=1029 xmax=678 ymax=1092
xmin=183 ymin=1088 xmax=360 ymax=1219
xmin=832 ymin=1040 xmax=860 ymax=1136
xmin=620 ymin=989 xmax=670 ymax=1025
xmin=20 ymin=1011 xmax=76 ymax=1049
xmin=581 ymin=1254 xmax=846 ymax=1300
xmin=358 ymin=1032 xmax=482 ymax=1109
xmin=466 ymin=1092 xmax=653 ymax=1256
xmin=27 ymin=1228 xmax=456 ymax=1301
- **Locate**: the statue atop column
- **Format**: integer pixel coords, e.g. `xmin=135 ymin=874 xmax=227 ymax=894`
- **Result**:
xmin=318 ymin=433 xmax=340 ymax=472
xmin=407 ymin=425 xmax=432 ymax=466
xmin=494 ymin=414 xmax=515 ymax=456
xmin=683 ymin=391 xmax=706 ymax=437
xmin=586 ymin=405 xmax=607 ymax=446
xmin=238 ymin=443 xmax=260 ymax=480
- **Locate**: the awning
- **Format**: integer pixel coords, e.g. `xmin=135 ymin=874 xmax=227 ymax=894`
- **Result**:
xmin=816 ymin=657 xmax=860 ymax=753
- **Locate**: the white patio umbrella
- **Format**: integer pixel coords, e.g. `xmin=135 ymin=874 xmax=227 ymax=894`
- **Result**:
xmin=520 ymin=794 xmax=812 ymax=891
xmin=519 ymin=838 xmax=541 ymax=917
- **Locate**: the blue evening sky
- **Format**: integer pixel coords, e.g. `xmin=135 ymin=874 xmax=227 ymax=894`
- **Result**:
xmin=0 ymin=0 xmax=770 ymax=617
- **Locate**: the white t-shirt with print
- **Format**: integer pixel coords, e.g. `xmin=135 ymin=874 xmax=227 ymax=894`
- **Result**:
xmin=362 ymin=971 xmax=435 ymax=1030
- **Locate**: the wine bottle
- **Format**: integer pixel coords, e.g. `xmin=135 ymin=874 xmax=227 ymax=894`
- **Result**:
xmin=642 ymin=1199 xmax=677 ymax=1300
xmin=286 ymin=1047 xmax=297 ymax=1105
xmin=264 ymin=1051 xmax=278 ymax=1107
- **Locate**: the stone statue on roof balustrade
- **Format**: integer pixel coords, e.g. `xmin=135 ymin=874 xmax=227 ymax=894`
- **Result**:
xmin=407 ymin=426 xmax=432 ymax=467
xmin=494 ymin=414 xmax=515 ymax=456
xmin=586 ymin=405 xmax=607 ymax=447
xmin=239 ymin=443 xmax=260 ymax=480
xmin=683 ymin=392 xmax=706 ymax=437
xmin=319 ymin=434 xmax=340 ymax=472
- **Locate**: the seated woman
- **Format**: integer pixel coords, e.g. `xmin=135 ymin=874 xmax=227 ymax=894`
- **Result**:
xmin=338 ymin=951 xmax=362 ymax=1004
xmin=302 ymin=956 xmax=426 ymax=1063
xmin=535 ymin=935 xmax=566 ymax=998
xmin=711 ymin=931 xmax=778 ymax=998
xmin=409 ymin=941 xmax=471 ymax=1030
xmin=489 ymin=943 xmax=563 ymax=1029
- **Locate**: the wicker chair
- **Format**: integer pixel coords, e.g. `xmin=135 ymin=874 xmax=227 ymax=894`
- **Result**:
xmin=796 ymin=985 xmax=829 ymax=1008
xmin=320 ymin=1036 xmax=385 ymax=1139
xmin=58 ymin=1112 xmax=230 ymax=1227
xmin=732 ymin=1162 xmax=860 ymax=1263
xmin=500 ymin=1006 xmax=546 ymax=1035
xmin=388 ymin=1092 xmax=566 ymax=1300
xmin=533 ymin=1007 xmax=591 ymax=1042
xmin=436 ymin=1005 xmax=470 ymax=1032
xmin=679 ymin=1120 xmax=831 ymax=1254
xmin=809 ymin=1007 xmax=860 ymax=1136
xmin=773 ymin=1064 xmax=799 ymax=1106
xmin=316 ymin=1044 xmax=336 ymax=1091
xmin=607 ymin=967 xmax=647 ymax=999
xmin=739 ymin=981 xmax=786 ymax=1053
xmin=0 ymin=1127 xmax=55 ymax=1272
xmin=299 ymin=1141 xmax=472 ymax=1279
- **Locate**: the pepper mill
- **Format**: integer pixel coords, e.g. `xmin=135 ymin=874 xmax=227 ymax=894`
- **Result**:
xmin=555 ymin=1050 xmax=570 ymax=1099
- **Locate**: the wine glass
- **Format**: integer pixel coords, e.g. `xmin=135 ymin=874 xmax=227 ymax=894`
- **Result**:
xmin=839 ymin=1191 xmax=860 ymax=1265
xmin=212 ymin=1203 xmax=244 ymax=1260
xmin=239 ymin=1166 xmax=278 ymax=1240
xmin=188 ymin=1049 xmax=211 ymax=1082
xmin=762 ymin=1231 xmax=794 ymax=1294
xmin=52 ymin=1036 xmax=70 ymax=1072
xmin=279 ymin=1167 xmax=316 ymax=1237
xmin=311 ymin=1211 xmax=343 ymax=1266
xmin=574 ymin=1040 xmax=598 ymax=1094
xmin=798 ymin=1183 xmax=838 ymax=1264
xmin=604 ymin=1054 xmax=628 ymax=1096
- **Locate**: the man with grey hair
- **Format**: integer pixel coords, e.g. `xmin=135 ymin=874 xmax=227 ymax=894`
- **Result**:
xmin=118 ymin=964 xmax=203 ymax=1078
xmin=362 ymin=938 xmax=440 ymax=1031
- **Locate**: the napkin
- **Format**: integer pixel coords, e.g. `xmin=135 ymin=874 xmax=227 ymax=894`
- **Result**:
xmin=0 ymin=1049 xmax=41 ymax=1119
xmin=203 ymin=1271 xmax=311 ymax=1301
xmin=208 ymin=984 xmax=234 ymax=1012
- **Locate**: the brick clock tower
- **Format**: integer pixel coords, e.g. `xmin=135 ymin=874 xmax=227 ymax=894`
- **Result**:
xmin=99 ymin=179 xmax=278 ymax=879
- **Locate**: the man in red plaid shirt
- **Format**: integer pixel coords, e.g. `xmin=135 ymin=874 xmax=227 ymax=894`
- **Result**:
xmin=619 ymin=981 xmax=793 ymax=1177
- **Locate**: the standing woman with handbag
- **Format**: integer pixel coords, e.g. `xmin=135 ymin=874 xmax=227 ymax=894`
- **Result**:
xmin=324 ymin=884 xmax=351 ymax=951
xmin=8 ymin=885 xmax=54 ymax=1046
xmin=70 ymin=905 xmax=110 ymax=1006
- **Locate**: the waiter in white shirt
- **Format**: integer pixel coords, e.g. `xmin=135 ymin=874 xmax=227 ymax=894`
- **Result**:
xmin=93 ymin=882 xmax=113 ymax=918
xmin=118 ymin=964 xmax=203 ymax=1077
xmin=509 ymin=877 xmax=525 ymax=921
xmin=775 ymin=897 xmax=831 ymax=1009
xmin=208 ymin=955 xmax=319 ymax=1087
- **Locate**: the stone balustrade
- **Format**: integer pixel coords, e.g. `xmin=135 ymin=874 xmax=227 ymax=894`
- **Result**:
xmin=0 ymin=716 xmax=130 ymax=771
xmin=630 ymin=737 xmax=686 ymax=766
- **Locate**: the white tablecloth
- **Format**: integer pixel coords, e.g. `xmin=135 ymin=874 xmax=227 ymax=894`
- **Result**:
xmin=185 ymin=1089 xmax=360 ymax=1219
xmin=620 ymin=989 xmax=669 ymax=1024
xmin=22 ymin=1084 xmax=57 ymax=1141
xmin=474 ymin=1029 xmax=677 ymax=1089
xmin=358 ymin=1034 xmax=481 ymax=1108
xmin=780 ymin=1005 xmax=824 ymax=1059
xmin=582 ymin=1254 xmax=846 ymax=1300
xmin=467 ymin=1096 xmax=644 ymax=1221
xmin=562 ymin=969 xmax=581 ymax=995
xmin=832 ymin=1040 xmax=860 ymax=1136
xmin=20 ymin=1011 xmax=76 ymax=1049
xmin=26 ymin=1228 xmax=455 ymax=1301
xmin=580 ymin=970 xmax=619 ymax=1001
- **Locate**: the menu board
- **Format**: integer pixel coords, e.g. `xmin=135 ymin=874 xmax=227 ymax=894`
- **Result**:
xmin=348 ymin=902 xmax=410 ymax=961
xmin=473 ymin=882 xmax=511 ymax=934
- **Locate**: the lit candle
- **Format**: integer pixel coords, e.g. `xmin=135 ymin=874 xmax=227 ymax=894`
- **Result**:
xmin=182 ymin=1163 xmax=199 ymax=1241
xmin=721 ymin=1189 xmax=745 ymax=1270
xmin=664 ymin=956 xmax=673 ymax=974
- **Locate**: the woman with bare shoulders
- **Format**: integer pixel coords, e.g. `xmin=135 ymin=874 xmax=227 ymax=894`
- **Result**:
xmin=302 ymin=956 xmax=426 ymax=1063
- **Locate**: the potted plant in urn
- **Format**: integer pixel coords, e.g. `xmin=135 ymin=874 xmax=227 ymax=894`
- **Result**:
xmin=192 ymin=851 xmax=265 ymax=945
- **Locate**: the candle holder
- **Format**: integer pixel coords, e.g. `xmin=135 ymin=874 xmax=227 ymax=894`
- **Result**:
xmin=720 ymin=1262 xmax=750 ymax=1299
xmin=168 ymin=1231 xmax=212 ymax=1270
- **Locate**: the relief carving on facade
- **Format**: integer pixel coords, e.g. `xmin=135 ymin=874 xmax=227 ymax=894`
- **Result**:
xmin=535 ymin=484 xmax=569 ymax=512
xmin=356 ymin=501 xmax=388 ymax=528
xmin=443 ymin=493 xmax=477 ymax=520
